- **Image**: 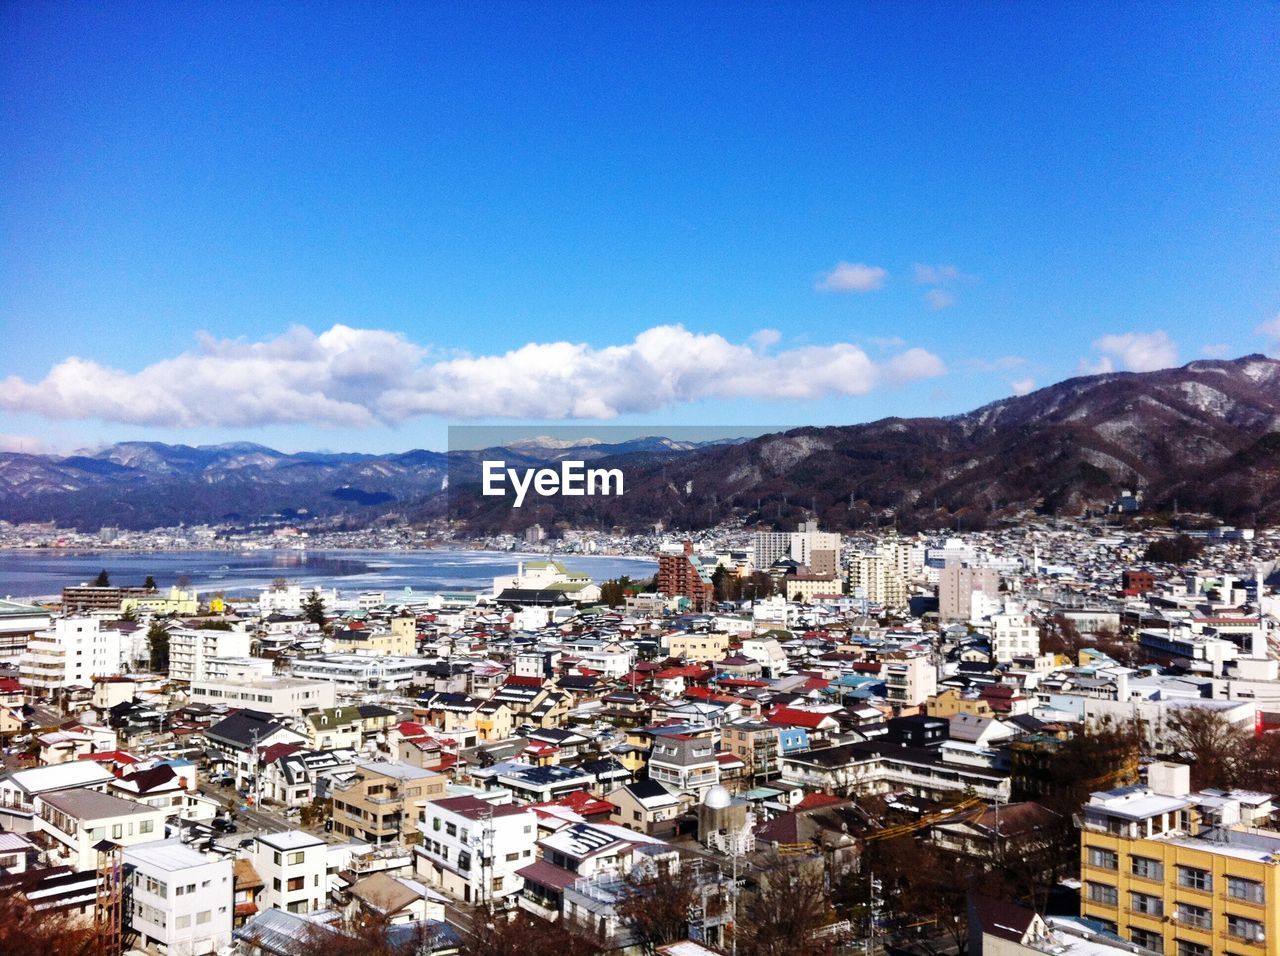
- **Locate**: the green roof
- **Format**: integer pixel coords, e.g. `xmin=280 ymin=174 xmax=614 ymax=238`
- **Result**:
xmin=307 ymin=706 xmax=363 ymax=729
xmin=0 ymin=599 xmax=46 ymax=617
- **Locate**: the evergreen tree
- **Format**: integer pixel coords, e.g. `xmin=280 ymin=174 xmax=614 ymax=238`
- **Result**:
xmin=93 ymin=569 xmax=110 ymax=587
xmin=302 ymin=589 xmax=328 ymax=627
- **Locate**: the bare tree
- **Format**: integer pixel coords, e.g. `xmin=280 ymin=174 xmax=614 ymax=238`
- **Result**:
xmin=1165 ymin=708 xmax=1249 ymax=790
xmin=0 ymin=893 xmax=97 ymax=956
xmin=617 ymin=859 xmax=702 ymax=954
xmin=737 ymin=854 xmax=839 ymax=956
xmin=464 ymin=907 xmax=604 ymax=956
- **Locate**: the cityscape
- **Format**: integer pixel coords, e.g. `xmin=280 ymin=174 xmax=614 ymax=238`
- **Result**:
xmin=3 ymin=4 xmax=1280 ymax=956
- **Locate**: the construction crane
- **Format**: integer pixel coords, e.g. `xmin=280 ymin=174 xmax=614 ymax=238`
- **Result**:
xmin=863 ymin=796 xmax=984 ymax=843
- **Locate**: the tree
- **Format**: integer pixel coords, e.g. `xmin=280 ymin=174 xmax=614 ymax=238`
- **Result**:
xmin=464 ymin=908 xmax=605 ymax=956
xmin=1144 ymin=534 xmax=1204 ymax=565
xmin=93 ymin=568 xmax=110 ymax=587
xmin=737 ymin=855 xmax=839 ymax=956
xmin=1164 ymin=708 xmax=1249 ymax=790
xmin=0 ymin=891 xmax=97 ymax=956
xmin=147 ymin=621 xmax=170 ymax=672
xmin=600 ymin=576 xmax=633 ymax=608
xmin=302 ymin=589 xmax=328 ymax=627
xmin=144 ymin=575 xmax=157 ymax=590
xmin=617 ymin=859 xmax=702 ymax=953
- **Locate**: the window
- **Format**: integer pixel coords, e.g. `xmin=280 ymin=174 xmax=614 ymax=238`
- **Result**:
xmin=197 ymin=911 xmax=211 ymax=925
xmin=176 ymin=915 xmax=191 ymax=929
xmin=1227 ymin=914 xmax=1265 ymax=942
xmin=1087 ymin=882 xmax=1118 ymax=906
xmin=140 ymin=819 xmax=153 ymax=834
xmin=112 ymin=823 xmax=123 ymax=839
xmin=458 ymin=850 xmax=471 ymax=872
xmin=287 ymin=851 xmax=305 ymax=865
xmin=287 ymin=876 xmax=305 ymax=892
xmin=1130 ymin=856 xmax=1163 ymax=881
xmin=505 ymin=852 xmax=519 ymax=862
xmin=1177 ymin=866 xmax=1212 ymax=892
xmin=1130 ymin=928 xmax=1161 ymax=951
xmin=1130 ymin=892 xmax=1162 ymax=916
xmin=1177 ymin=903 xmax=1211 ymax=930
xmin=446 ymin=822 xmax=457 ymax=837
xmin=1227 ymin=875 xmax=1265 ymax=904
xmin=433 ymin=818 xmax=441 ymax=832
xmin=1087 ymin=847 xmax=1118 ymax=870
xmin=274 ymin=851 xmax=282 ymax=865
xmin=1175 ymin=941 xmax=1210 ymax=956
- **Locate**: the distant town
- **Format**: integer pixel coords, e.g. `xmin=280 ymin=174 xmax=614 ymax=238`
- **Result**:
xmin=0 ymin=510 xmax=1277 ymax=955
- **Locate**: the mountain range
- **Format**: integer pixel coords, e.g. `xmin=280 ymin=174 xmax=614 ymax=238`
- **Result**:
xmin=2 ymin=354 xmax=1279 ymax=533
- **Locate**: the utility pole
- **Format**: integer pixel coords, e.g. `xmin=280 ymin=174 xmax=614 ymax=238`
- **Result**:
xmin=249 ymin=727 xmax=260 ymax=810
xmin=867 ymin=871 xmax=882 ymax=956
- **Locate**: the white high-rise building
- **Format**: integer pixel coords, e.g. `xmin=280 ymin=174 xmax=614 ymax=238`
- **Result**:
xmin=168 ymin=628 xmax=253 ymax=683
xmin=19 ymin=617 xmax=127 ymax=693
xmin=991 ymin=604 xmax=1039 ymax=663
xmin=752 ymin=532 xmax=791 ymax=571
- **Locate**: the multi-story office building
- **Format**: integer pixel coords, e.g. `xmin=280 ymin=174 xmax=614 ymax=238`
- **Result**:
xmin=188 ymin=676 xmax=335 ymax=717
xmin=1079 ymin=762 xmax=1279 ymax=955
xmin=938 ymin=564 xmax=1001 ymax=622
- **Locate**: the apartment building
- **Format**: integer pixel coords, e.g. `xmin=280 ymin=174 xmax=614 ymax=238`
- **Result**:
xmin=168 ymin=627 xmax=252 ymax=683
xmin=252 ymin=831 xmax=327 ymax=915
xmin=721 ymin=719 xmax=780 ymax=777
xmin=331 ymin=762 xmax=448 ymax=845
xmin=847 ymin=553 xmax=908 ymax=609
xmin=126 ymin=839 xmax=234 ymax=955
xmin=883 ymin=654 xmax=938 ymax=708
xmin=1079 ymin=762 xmax=1278 ymax=955
xmin=415 ymin=795 xmax=538 ymax=904
xmin=657 ymin=542 xmax=715 ymax=612
xmin=666 ymin=632 xmax=730 ymax=661
xmin=939 ymin=565 xmax=1001 ymax=622
xmin=991 ymin=606 xmax=1040 ymax=663
xmin=19 ymin=618 xmax=127 ymax=694
xmin=37 ymin=789 xmax=167 ymax=867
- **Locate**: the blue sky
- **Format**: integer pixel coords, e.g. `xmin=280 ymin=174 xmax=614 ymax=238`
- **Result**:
xmin=2 ymin=2 xmax=1278 ymax=453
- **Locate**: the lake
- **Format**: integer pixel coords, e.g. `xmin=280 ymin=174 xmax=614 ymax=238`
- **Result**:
xmin=0 ymin=549 xmax=658 ymax=602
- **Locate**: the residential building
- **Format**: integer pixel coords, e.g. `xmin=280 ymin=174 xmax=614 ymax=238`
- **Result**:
xmin=37 ymin=789 xmax=166 ymax=867
xmin=331 ymin=762 xmax=447 ymax=845
xmin=939 ymin=565 xmax=1001 ymax=622
xmin=415 ymin=795 xmax=538 ymax=904
xmin=126 ymin=839 xmax=234 ymax=954
xmin=721 ymin=719 xmax=780 ymax=777
xmin=647 ymin=728 xmax=720 ymax=796
xmin=883 ymin=654 xmax=938 ymax=708
xmin=657 ymin=542 xmax=715 ymax=611
xmin=289 ymin=654 xmax=422 ymax=692
xmin=252 ymin=831 xmax=327 ymax=915
xmin=19 ymin=618 xmax=127 ymax=694
xmin=991 ymin=605 xmax=1040 ymax=663
xmin=168 ymin=627 xmax=253 ymax=683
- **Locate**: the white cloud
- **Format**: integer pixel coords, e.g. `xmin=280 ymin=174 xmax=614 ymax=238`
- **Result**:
xmin=1086 ymin=330 xmax=1179 ymax=373
xmin=1200 ymin=343 xmax=1231 ymax=358
xmin=815 ymin=262 xmax=887 ymax=293
xmin=749 ymin=328 xmax=782 ymax=350
xmin=1010 ymin=378 xmax=1036 ymax=396
xmin=1257 ymin=313 xmax=1280 ymax=344
xmin=924 ymin=289 xmax=957 ymax=311
xmin=0 ymin=433 xmax=55 ymax=454
xmin=0 ymin=323 xmax=948 ymax=427
xmin=913 ymin=263 xmax=967 ymax=285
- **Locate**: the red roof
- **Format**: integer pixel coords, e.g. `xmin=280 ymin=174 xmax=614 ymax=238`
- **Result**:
xmin=503 ymin=675 xmax=546 ymax=688
xmin=795 ymin=792 xmax=846 ymax=811
xmin=259 ymin=743 xmax=302 ymax=765
xmin=716 ymin=678 xmax=769 ymax=689
xmin=766 ymin=706 xmax=835 ymax=730
xmin=0 ymin=678 xmax=23 ymax=693
xmin=530 ymin=789 xmax=617 ymax=818
xmin=77 ymin=749 xmax=138 ymax=765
